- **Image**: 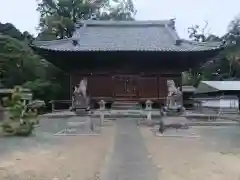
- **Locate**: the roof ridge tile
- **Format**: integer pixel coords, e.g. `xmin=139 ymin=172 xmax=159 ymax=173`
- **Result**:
xmin=76 ymin=20 xmax=172 ymax=27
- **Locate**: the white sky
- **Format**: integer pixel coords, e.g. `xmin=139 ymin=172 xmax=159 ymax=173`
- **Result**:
xmin=0 ymin=0 xmax=240 ymax=38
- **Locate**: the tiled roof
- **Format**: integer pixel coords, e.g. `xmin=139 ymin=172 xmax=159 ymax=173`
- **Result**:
xmin=195 ymin=81 xmax=240 ymax=94
xmin=32 ymin=20 xmax=224 ymax=52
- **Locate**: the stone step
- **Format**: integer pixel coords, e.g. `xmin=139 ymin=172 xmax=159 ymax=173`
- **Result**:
xmin=111 ymin=101 xmax=139 ymax=110
xmin=112 ymin=102 xmax=138 ymax=106
xmin=111 ymin=105 xmax=138 ymax=110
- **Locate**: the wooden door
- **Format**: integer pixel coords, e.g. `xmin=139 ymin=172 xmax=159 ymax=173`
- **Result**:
xmin=113 ymin=75 xmax=138 ymax=98
xmin=158 ymin=77 xmax=168 ymax=99
xmin=88 ymin=75 xmax=113 ymax=97
xmin=139 ymin=76 xmax=158 ymax=98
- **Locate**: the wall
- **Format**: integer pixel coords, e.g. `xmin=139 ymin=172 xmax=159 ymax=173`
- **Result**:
xmin=200 ymin=98 xmax=239 ymax=109
xmin=70 ymin=72 xmax=181 ymax=102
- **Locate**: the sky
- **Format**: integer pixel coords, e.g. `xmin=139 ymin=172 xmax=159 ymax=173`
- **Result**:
xmin=0 ymin=0 xmax=240 ymax=38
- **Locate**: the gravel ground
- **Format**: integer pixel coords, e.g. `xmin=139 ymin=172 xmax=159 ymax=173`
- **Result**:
xmin=140 ymin=126 xmax=240 ymax=180
xmin=1 ymin=115 xmax=240 ymax=180
xmin=0 ymin=117 xmax=115 ymax=180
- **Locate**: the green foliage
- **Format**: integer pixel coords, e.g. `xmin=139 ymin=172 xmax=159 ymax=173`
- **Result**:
xmin=187 ymin=17 xmax=240 ymax=85
xmin=100 ymin=0 xmax=136 ymax=20
xmin=3 ymin=86 xmax=26 ymax=120
xmin=0 ymin=25 xmax=68 ymax=101
xmin=0 ymin=23 xmax=24 ymax=40
xmin=36 ymin=0 xmax=136 ymax=40
xmin=1 ymin=120 xmax=34 ymax=136
xmin=22 ymin=79 xmax=61 ymax=101
xmin=0 ymin=35 xmax=47 ymax=87
xmin=0 ymin=87 xmax=44 ymax=136
xmin=0 ymin=22 xmax=34 ymax=42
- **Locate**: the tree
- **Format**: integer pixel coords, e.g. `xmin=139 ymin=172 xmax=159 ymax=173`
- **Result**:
xmin=187 ymin=15 xmax=240 ymax=85
xmin=223 ymin=16 xmax=240 ymax=47
xmin=36 ymin=0 xmax=136 ymax=40
xmin=22 ymin=79 xmax=61 ymax=101
xmin=100 ymin=0 xmax=136 ymax=20
xmin=219 ymin=16 xmax=240 ymax=79
xmin=0 ymin=35 xmax=45 ymax=87
xmin=186 ymin=21 xmax=226 ymax=85
xmin=188 ymin=21 xmax=209 ymax=42
xmin=0 ymin=23 xmax=35 ymax=42
xmin=0 ymin=23 xmax=69 ymax=102
xmin=0 ymin=23 xmax=23 ymax=40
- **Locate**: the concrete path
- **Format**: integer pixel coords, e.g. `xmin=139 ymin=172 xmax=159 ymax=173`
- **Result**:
xmin=101 ymin=118 xmax=157 ymax=180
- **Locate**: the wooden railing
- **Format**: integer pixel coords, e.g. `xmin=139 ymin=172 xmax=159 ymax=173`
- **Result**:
xmin=49 ymin=100 xmax=72 ymax=112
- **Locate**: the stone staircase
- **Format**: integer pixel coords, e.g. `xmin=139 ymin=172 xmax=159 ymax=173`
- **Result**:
xmin=111 ymin=101 xmax=140 ymax=110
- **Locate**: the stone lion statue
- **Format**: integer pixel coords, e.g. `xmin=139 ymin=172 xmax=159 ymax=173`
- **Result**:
xmin=167 ymin=80 xmax=178 ymax=96
xmin=166 ymin=80 xmax=183 ymax=108
xmin=72 ymin=78 xmax=89 ymax=110
xmin=79 ymin=78 xmax=87 ymax=97
xmin=74 ymin=78 xmax=87 ymax=97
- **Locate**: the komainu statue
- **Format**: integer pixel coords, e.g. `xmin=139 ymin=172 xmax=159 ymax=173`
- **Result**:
xmin=72 ymin=78 xmax=89 ymax=111
xmin=166 ymin=80 xmax=183 ymax=108
xmin=78 ymin=78 xmax=87 ymax=97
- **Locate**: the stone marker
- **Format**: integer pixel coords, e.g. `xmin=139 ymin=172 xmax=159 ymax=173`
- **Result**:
xmin=145 ymin=100 xmax=153 ymax=110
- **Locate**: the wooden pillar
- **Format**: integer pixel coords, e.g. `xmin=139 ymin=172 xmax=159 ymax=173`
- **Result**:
xmin=157 ymin=74 xmax=160 ymax=101
xmin=112 ymin=75 xmax=115 ymax=99
xmin=70 ymin=74 xmax=73 ymax=99
xmin=51 ymin=101 xmax=55 ymax=112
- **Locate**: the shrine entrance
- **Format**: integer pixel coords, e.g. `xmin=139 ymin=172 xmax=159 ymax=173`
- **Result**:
xmin=113 ymin=75 xmax=138 ymax=99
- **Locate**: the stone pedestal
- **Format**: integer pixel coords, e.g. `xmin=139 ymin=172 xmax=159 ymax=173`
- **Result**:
xmin=55 ymin=115 xmax=100 ymax=136
xmin=51 ymin=102 xmax=55 ymax=112
xmin=100 ymin=112 xmax=104 ymax=126
xmin=147 ymin=111 xmax=152 ymax=121
xmin=72 ymin=93 xmax=90 ymax=116
xmin=98 ymin=100 xmax=106 ymax=126
xmin=75 ymin=109 xmax=89 ymax=116
xmin=74 ymin=95 xmax=89 ymax=109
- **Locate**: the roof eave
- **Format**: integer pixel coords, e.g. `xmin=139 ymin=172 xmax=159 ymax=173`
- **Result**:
xmin=30 ymin=45 xmax=224 ymax=53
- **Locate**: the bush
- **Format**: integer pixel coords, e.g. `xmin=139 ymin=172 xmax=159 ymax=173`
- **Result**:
xmin=0 ymin=86 xmax=44 ymax=136
xmin=15 ymin=122 xmax=34 ymax=136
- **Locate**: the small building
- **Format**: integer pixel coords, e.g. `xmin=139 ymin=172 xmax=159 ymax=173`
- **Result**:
xmin=194 ymin=81 xmax=240 ymax=112
xmin=31 ymin=20 xmax=223 ymax=106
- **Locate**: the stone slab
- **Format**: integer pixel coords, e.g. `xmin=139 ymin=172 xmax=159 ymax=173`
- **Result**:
xmin=155 ymin=132 xmax=200 ymax=138
xmin=54 ymin=116 xmax=101 ymax=136
xmin=153 ymin=128 xmax=201 ymax=138
xmin=54 ymin=128 xmax=100 ymax=136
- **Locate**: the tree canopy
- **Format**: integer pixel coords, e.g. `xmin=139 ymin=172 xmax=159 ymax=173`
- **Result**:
xmin=0 ymin=22 xmax=69 ymax=103
xmin=36 ymin=0 xmax=136 ymax=40
xmin=183 ymin=16 xmax=240 ymax=86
